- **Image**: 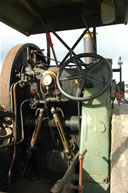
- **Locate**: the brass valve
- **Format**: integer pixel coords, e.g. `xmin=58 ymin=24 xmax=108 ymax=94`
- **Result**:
xmin=51 ymin=107 xmax=71 ymax=160
xmin=30 ymin=108 xmax=44 ymax=147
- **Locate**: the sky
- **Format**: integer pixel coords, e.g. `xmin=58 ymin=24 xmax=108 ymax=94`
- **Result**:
xmin=0 ymin=21 xmax=128 ymax=82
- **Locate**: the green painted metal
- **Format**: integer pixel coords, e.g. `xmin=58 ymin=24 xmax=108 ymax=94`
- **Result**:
xmin=80 ymin=63 xmax=111 ymax=193
xmin=0 ymin=0 xmax=127 ymax=35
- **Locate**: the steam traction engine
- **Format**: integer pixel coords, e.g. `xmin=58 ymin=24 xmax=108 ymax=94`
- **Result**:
xmin=0 ymin=37 xmax=112 ymax=193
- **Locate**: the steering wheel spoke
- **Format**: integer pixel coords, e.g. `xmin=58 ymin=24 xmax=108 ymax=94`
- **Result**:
xmin=60 ymin=75 xmax=80 ymax=81
xmin=87 ymin=60 xmax=103 ymax=73
xmin=76 ymin=79 xmax=85 ymax=97
xmin=86 ymin=75 xmax=105 ymax=87
xmin=73 ymin=57 xmax=82 ymax=71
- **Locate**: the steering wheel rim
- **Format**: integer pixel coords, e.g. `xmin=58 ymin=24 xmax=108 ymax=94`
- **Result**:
xmin=57 ymin=53 xmax=112 ymax=102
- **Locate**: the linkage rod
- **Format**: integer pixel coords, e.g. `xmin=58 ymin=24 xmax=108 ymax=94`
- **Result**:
xmin=59 ymin=28 xmax=88 ymax=64
xmin=52 ymin=31 xmax=86 ymax=65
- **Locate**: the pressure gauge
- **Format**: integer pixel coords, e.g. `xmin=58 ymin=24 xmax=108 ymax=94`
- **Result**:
xmin=42 ymin=74 xmax=52 ymax=86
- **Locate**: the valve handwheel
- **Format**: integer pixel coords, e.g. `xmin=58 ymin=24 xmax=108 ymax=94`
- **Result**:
xmin=57 ymin=53 xmax=112 ymax=101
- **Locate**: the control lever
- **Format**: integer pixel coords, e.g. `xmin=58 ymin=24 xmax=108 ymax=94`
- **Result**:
xmin=22 ymin=108 xmax=44 ymax=176
xmin=30 ymin=108 xmax=44 ymax=148
xmin=79 ymin=149 xmax=87 ymax=193
xmin=51 ymin=107 xmax=71 ymax=160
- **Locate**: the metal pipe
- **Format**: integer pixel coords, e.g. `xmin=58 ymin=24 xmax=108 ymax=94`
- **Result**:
xmin=7 ymin=97 xmax=29 ymax=185
xmin=83 ymin=32 xmax=95 ymax=64
xmin=93 ymin=27 xmax=97 ymax=54
xmin=120 ymin=66 xmax=122 ymax=83
xmin=30 ymin=108 xmax=44 ymax=147
xmin=8 ymin=81 xmax=20 ymax=182
xmin=0 ymin=93 xmax=28 ymax=148
xmin=79 ymin=149 xmax=87 ymax=193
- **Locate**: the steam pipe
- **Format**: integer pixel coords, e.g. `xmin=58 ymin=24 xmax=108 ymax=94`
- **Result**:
xmin=8 ymin=81 xmax=20 ymax=182
xmin=83 ymin=30 xmax=97 ymax=63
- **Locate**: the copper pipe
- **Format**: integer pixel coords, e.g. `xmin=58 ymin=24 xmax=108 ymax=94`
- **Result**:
xmin=0 ymin=88 xmax=27 ymax=148
xmin=13 ymin=82 xmax=19 ymax=140
xmin=0 ymin=131 xmax=24 ymax=147
xmin=8 ymin=81 xmax=19 ymax=181
xmin=79 ymin=149 xmax=87 ymax=193
xmin=8 ymin=138 xmax=16 ymax=182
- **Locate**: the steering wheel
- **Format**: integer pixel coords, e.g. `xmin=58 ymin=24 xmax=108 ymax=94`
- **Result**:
xmin=57 ymin=53 xmax=112 ymax=102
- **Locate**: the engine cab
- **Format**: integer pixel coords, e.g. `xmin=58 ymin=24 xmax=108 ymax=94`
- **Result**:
xmin=0 ymin=0 xmax=128 ymax=192
xmin=0 ymin=30 xmax=112 ymax=193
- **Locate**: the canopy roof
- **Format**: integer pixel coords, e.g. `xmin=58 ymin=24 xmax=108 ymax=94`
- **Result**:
xmin=0 ymin=0 xmax=127 ymax=35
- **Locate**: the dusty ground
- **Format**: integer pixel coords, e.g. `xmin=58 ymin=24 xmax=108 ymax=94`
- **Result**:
xmin=111 ymin=104 xmax=128 ymax=193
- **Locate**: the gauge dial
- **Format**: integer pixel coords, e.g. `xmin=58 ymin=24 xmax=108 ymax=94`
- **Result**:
xmin=42 ymin=74 xmax=52 ymax=86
